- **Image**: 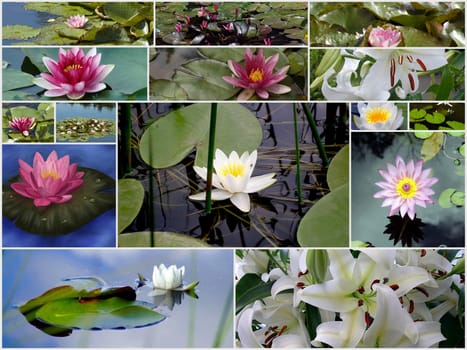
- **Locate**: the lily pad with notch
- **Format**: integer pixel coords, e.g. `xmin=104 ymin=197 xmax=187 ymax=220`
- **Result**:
xmin=3 ymin=167 xmax=115 ymax=235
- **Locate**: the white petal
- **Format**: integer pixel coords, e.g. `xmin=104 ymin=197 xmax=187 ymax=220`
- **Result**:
xmin=230 ymin=192 xmax=251 ymax=212
xmin=188 ymin=189 xmax=232 ymax=201
xmin=244 ymin=173 xmax=276 ymax=193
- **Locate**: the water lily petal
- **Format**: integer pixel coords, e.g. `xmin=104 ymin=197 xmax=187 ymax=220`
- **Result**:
xmin=244 ymin=173 xmax=276 ymax=193
xmin=230 ymin=192 xmax=250 ymax=212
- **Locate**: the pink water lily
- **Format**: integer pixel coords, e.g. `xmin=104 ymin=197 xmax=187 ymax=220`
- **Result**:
xmin=11 ymin=151 xmax=85 ymax=207
xmin=223 ymin=48 xmax=291 ymax=100
xmin=374 ymin=155 xmax=439 ymax=220
xmin=65 ymin=15 xmax=88 ymax=29
xmin=32 ymin=47 xmax=114 ymax=100
xmin=368 ymin=27 xmax=402 ymax=47
xmin=9 ymin=117 xmax=36 ymax=136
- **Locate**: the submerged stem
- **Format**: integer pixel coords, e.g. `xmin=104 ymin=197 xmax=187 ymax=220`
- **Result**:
xmin=301 ymin=103 xmax=329 ymax=167
xmin=206 ymin=103 xmax=218 ymax=214
xmin=293 ymin=103 xmax=303 ymax=207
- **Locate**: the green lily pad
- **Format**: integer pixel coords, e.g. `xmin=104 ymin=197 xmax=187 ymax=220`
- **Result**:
xmin=139 ymin=103 xmax=262 ymax=168
xmin=297 ymin=183 xmax=349 ymax=247
xmin=118 ymin=179 xmax=144 ymax=233
xmin=446 ymin=120 xmax=465 ymax=130
xmin=9 ymin=106 xmax=40 ymax=119
xmin=459 ymin=144 xmax=465 ymax=156
xmin=439 ymin=188 xmax=465 ymax=208
xmin=119 ymin=231 xmax=211 ymax=247
xmin=2 ymin=68 xmax=35 ymax=92
xmin=3 ymin=167 xmax=115 ymax=235
xmin=413 ymin=123 xmax=433 ymax=139
xmin=327 ymin=145 xmax=349 ymax=191
xmin=425 ymin=111 xmax=445 ymax=124
xmin=24 ymin=2 xmax=93 ymax=17
xmin=451 ymin=191 xmax=465 ymax=207
xmin=3 ymin=25 xmax=41 ymax=40
xmin=410 ymin=108 xmax=427 ymax=121
xmin=420 ymin=132 xmax=445 ymax=161
xmin=149 ymin=80 xmax=188 ymax=100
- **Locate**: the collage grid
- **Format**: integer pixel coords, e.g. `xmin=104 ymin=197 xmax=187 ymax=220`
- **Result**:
xmin=1 ymin=0 xmax=466 ymax=348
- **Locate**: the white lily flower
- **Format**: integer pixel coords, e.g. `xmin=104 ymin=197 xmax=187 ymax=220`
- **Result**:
xmin=237 ymin=294 xmax=310 ymax=348
xmin=149 ymin=264 xmax=184 ymax=296
xmin=353 ymin=102 xmax=404 ymax=130
xmin=235 ymin=249 xmax=270 ymax=281
xmin=360 ymin=48 xmax=448 ymax=98
xmin=189 ymin=149 xmax=276 ymax=212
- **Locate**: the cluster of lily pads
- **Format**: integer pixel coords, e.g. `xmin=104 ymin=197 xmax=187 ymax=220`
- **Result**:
xmin=57 ymin=117 xmax=115 ymax=142
xmin=410 ymin=103 xmax=465 ymax=131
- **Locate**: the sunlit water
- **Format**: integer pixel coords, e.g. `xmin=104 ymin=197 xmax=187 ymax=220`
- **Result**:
xmin=2 ymin=249 xmax=233 ymax=347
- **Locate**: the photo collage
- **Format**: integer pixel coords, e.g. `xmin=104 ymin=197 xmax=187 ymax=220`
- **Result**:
xmin=1 ymin=1 xmax=465 ymax=348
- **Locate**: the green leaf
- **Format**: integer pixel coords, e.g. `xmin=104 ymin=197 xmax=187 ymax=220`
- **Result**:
xmin=409 ymin=108 xmax=427 ymax=121
xmin=101 ymin=2 xmax=145 ymax=26
xmin=425 ymin=111 xmax=445 ymax=124
xmin=436 ymin=66 xmax=455 ymax=100
xmin=198 ymin=48 xmax=246 ymax=63
xmin=306 ymin=250 xmax=329 ymax=284
xmin=451 ymin=191 xmax=465 ymax=207
xmin=139 ymin=103 xmax=262 ymax=168
xmin=3 ymin=25 xmax=41 ymax=40
xmin=3 ymin=167 xmax=115 ymax=235
xmin=118 ymin=179 xmax=144 ymax=233
xmin=2 ymin=69 xmax=35 ymax=92
xmin=446 ymin=120 xmax=465 ymax=130
xmin=439 ymin=188 xmax=456 ymax=208
xmin=413 ymin=123 xmax=433 ymax=139
xmin=118 ymin=231 xmax=212 ymax=247
xmin=319 ymin=7 xmax=375 ymax=34
xmin=9 ymin=106 xmax=40 ymax=119
xmin=149 ymin=80 xmax=188 ymax=100
xmin=327 ymin=145 xmax=349 ymax=191
xmin=172 ymin=59 xmax=240 ymax=100
xmin=235 ymin=273 xmax=274 ymax=314
xmin=420 ymin=132 xmax=444 ymax=161
xmin=297 ymin=184 xmax=349 ymax=247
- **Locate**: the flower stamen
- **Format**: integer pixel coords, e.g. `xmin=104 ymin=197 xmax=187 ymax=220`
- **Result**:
xmin=396 ymin=177 xmax=417 ymax=198
xmin=64 ymin=64 xmax=83 ymax=73
xmin=249 ymin=68 xmax=264 ymax=83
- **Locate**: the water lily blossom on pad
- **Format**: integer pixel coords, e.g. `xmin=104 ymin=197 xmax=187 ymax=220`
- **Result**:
xmin=151 ymin=264 xmax=184 ymax=291
xmin=9 ymin=117 xmax=36 ymax=136
xmin=189 ymin=149 xmax=276 ymax=212
xmin=374 ymin=155 xmax=439 ymax=220
xmin=32 ymin=47 xmax=114 ymax=100
xmin=10 ymin=150 xmax=84 ymax=207
xmin=354 ymin=102 xmax=404 ymax=130
xmin=65 ymin=15 xmax=88 ymax=28
xmin=223 ymin=48 xmax=291 ymax=100
xmin=368 ymin=26 xmax=402 ymax=47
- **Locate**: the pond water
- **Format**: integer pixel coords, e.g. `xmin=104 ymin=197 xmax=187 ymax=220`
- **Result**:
xmin=351 ymin=132 xmax=465 ymax=247
xmin=2 ymin=249 xmax=233 ymax=347
xmin=119 ymin=103 xmax=348 ymax=247
xmin=56 ymin=103 xmax=117 ymax=143
xmin=2 ymin=2 xmax=48 ymax=45
xmin=2 ymin=144 xmax=116 ymax=247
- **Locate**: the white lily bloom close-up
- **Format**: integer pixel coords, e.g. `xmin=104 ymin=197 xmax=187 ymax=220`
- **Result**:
xmin=189 ymin=149 xmax=276 ymax=212
xmin=353 ymin=102 xmax=404 ymax=130
xmin=359 ymin=48 xmax=448 ymax=98
xmin=235 ymin=250 xmax=270 ymax=281
xmin=149 ymin=264 xmax=185 ymax=296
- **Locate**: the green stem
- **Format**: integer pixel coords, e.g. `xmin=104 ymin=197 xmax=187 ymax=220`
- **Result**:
xmin=205 ymin=103 xmax=218 ymax=214
xmin=120 ymin=103 xmax=132 ymax=177
xmin=301 ymin=103 xmax=329 ymax=167
xmin=148 ymin=166 xmax=155 ymax=247
xmin=293 ymin=103 xmax=303 ymax=207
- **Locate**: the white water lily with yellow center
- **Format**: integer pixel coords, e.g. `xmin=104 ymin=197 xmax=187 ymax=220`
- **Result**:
xmin=189 ymin=149 xmax=276 ymax=212
xmin=354 ymin=102 xmax=404 ymax=130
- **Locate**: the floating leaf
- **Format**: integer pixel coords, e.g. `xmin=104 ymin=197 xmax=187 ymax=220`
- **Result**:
xmin=439 ymin=188 xmax=464 ymax=208
xmin=451 ymin=191 xmax=465 ymax=207
xmin=413 ymin=123 xmax=433 ymax=139
xmin=149 ymin=80 xmax=188 ymax=100
xmin=119 ymin=231 xmax=211 ymax=247
xmin=409 ymin=108 xmax=427 ymax=121
xmin=3 ymin=167 xmax=115 ymax=235
xmin=420 ymin=132 xmax=445 ymax=161
xmin=425 ymin=111 xmax=445 ymax=124
xmin=139 ymin=103 xmax=262 ymax=168
xmin=118 ymin=179 xmax=145 ymax=233
xmin=3 ymin=25 xmax=41 ymax=40
xmin=297 ymin=184 xmax=349 ymax=247
xmin=327 ymin=145 xmax=349 ymax=191
xmin=459 ymin=144 xmax=465 ymax=156
xmin=446 ymin=120 xmax=465 ymax=130
xmin=2 ymin=69 xmax=35 ymax=92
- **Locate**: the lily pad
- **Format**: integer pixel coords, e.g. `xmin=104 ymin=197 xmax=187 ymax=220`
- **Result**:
xmin=439 ymin=188 xmax=465 ymax=208
xmin=297 ymin=183 xmax=349 ymax=247
xmin=420 ymin=132 xmax=445 ymax=161
xmin=150 ymin=80 xmax=188 ymax=100
xmin=413 ymin=123 xmax=433 ymax=139
xmin=3 ymin=167 xmax=115 ymax=235
xmin=2 ymin=68 xmax=35 ymax=92
xmin=446 ymin=120 xmax=465 ymax=130
xmin=118 ymin=179 xmax=145 ymax=233
xmin=327 ymin=145 xmax=349 ymax=191
xmin=3 ymin=25 xmax=41 ymax=40
xmin=119 ymin=231 xmax=211 ymax=247
xmin=410 ymin=108 xmax=427 ymax=121
xmin=425 ymin=111 xmax=446 ymax=124
xmin=139 ymin=103 xmax=262 ymax=168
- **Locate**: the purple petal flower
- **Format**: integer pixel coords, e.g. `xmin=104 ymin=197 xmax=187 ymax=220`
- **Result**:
xmin=368 ymin=27 xmax=402 ymax=47
xmin=9 ymin=117 xmax=36 ymax=136
xmin=32 ymin=48 xmax=114 ymax=100
xmin=65 ymin=15 xmax=88 ymax=29
xmin=223 ymin=48 xmax=291 ymax=100
xmin=374 ymin=155 xmax=439 ymax=220
xmin=10 ymin=151 xmax=85 ymax=207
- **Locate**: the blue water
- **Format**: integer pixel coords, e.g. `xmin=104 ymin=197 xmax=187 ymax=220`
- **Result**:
xmin=2 ymin=144 xmax=116 ymax=247
xmin=351 ymin=132 xmax=465 ymax=247
xmin=2 ymin=249 xmax=233 ymax=347
xmin=56 ymin=103 xmax=117 ymax=143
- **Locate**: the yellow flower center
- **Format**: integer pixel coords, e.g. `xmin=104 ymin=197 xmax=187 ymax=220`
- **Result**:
xmin=364 ymin=107 xmax=392 ymax=124
xmin=219 ymin=161 xmax=246 ymax=178
xmin=63 ymin=64 xmax=83 ymax=73
xmin=249 ymin=68 xmax=264 ymax=83
xmin=41 ymin=168 xmax=60 ymax=180
xmin=396 ymin=177 xmax=417 ymax=198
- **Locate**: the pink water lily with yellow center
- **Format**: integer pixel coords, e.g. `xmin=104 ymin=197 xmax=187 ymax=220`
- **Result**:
xmin=223 ymin=48 xmax=291 ymax=100
xmin=32 ymin=47 xmax=114 ymax=100
xmin=11 ymin=151 xmax=85 ymax=207
xmin=374 ymin=155 xmax=439 ymax=220
xmin=65 ymin=15 xmax=88 ymax=28
xmin=9 ymin=117 xmax=36 ymax=136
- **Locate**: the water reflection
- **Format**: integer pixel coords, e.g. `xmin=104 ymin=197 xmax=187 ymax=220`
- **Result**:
xmin=352 ymin=132 xmax=465 ymax=247
xmin=3 ymin=249 xmax=234 ymax=347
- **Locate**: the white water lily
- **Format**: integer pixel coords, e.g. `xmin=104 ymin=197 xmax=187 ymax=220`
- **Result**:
xmin=149 ymin=264 xmax=184 ymax=296
xmin=360 ymin=48 xmax=448 ymax=98
xmin=189 ymin=149 xmax=276 ymax=212
xmin=353 ymin=102 xmax=404 ymax=130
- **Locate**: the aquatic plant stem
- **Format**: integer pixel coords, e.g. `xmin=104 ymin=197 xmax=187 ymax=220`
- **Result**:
xmin=293 ymin=103 xmax=303 ymax=207
xmin=120 ymin=103 xmax=132 ymax=177
xmin=301 ymin=103 xmax=329 ymax=167
xmin=205 ymin=103 xmax=218 ymax=214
